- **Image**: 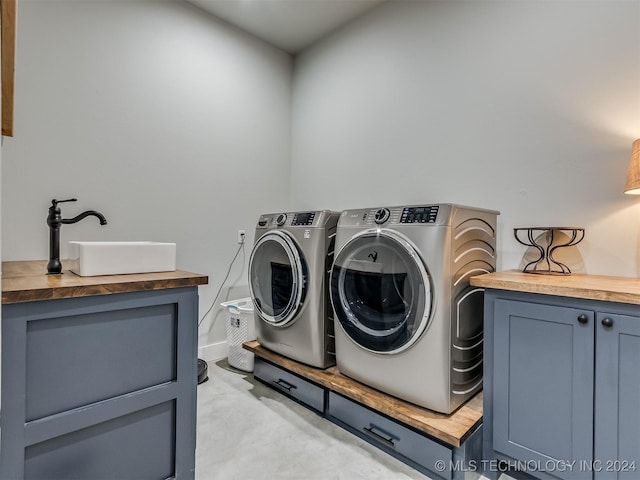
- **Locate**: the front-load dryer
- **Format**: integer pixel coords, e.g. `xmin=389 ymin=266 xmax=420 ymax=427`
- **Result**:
xmin=330 ymin=204 xmax=498 ymax=413
xmin=249 ymin=210 xmax=339 ymax=369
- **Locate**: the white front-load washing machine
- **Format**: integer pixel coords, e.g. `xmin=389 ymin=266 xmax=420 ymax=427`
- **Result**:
xmin=249 ymin=210 xmax=339 ymax=369
xmin=330 ymin=204 xmax=498 ymax=413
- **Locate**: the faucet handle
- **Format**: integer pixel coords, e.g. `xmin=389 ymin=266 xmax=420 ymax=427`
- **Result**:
xmin=51 ymin=198 xmax=77 ymax=207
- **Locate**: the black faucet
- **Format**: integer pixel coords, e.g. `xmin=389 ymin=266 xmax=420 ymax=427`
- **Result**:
xmin=47 ymin=198 xmax=108 ymax=274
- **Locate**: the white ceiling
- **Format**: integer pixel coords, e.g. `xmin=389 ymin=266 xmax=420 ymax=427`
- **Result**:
xmin=186 ymin=0 xmax=386 ymax=54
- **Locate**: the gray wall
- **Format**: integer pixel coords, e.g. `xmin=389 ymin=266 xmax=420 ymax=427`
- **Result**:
xmin=1 ymin=108 xmax=3 ymax=409
xmin=2 ymin=0 xmax=640 ymax=359
xmin=291 ymin=0 xmax=640 ymax=276
xmin=0 ymin=0 xmax=293 ymax=357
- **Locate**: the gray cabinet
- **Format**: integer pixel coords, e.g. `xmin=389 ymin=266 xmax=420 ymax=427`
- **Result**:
xmin=1 ymin=287 xmax=199 ymax=480
xmin=484 ymin=290 xmax=640 ymax=480
xmin=594 ymin=312 xmax=640 ymax=480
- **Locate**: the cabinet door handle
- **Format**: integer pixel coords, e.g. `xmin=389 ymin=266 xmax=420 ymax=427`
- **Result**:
xmin=577 ymin=314 xmax=589 ymax=324
xmin=602 ymin=317 xmax=614 ymax=328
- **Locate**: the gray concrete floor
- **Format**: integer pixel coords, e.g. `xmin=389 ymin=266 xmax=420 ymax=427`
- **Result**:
xmin=195 ymin=359 xmax=428 ymax=479
xmin=195 ymin=359 xmax=501 ymax=480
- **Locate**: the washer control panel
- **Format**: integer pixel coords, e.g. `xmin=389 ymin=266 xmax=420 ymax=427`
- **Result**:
xmin=275 ymin=213 xmax=288 ymax=226
xmin=257 ymin=211 xmax=320 ymax=228
xmin=292 ymin=211 xmax=317 ymax=226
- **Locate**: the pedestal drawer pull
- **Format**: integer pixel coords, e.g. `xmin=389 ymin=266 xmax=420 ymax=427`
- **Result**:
xmin=273 ymin=379 xmax=297 ymax=392
xmin=363 ymin=424 xmax=397 ymax=449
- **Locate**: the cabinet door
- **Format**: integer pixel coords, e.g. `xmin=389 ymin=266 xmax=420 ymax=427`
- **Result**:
xmin=493 ymin=299 xmax=594 ymax=479
xmin=595 ymin=313 xmax=640 ymax=480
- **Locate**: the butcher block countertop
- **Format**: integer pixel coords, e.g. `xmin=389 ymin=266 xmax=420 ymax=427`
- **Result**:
xmin=243 ymin=340 xmax=482 ymax=447
xmin=471 ymin=270 xmax=640 ymax=305
xmin=2 ymin=260 xmax=208 ymax=304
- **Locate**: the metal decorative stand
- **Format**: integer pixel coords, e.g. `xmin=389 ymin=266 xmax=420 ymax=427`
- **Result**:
xmin=514 ymin=227 xmax=585 ymax=275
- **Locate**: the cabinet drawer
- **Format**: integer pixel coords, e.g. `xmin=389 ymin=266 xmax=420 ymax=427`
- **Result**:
xmin=328 ymin=392 xmax=453 ymax=480
xmin=254 ymin=358 xmax=325 ymax=413
xmin=25 ymin=303 xmax=177 ymax=421
xmin=25 ymin=401 xmax=175 ymax=480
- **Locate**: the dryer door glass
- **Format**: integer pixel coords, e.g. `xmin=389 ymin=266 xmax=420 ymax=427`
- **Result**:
xmin=249 ymin=231 xmax=307 ymax=326
xmin=330 ymin=230 xmax=432 ymax=353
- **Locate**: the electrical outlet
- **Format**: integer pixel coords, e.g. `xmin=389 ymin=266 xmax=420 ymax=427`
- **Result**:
xmin=237 ymin=230 xmax=246 ymax=244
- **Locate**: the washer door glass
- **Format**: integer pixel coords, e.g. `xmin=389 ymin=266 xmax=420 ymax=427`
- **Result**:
xmin=249 ymin=231 xmax=307 ymax=326
xmin=330 ymin=230 xmax=432 ymax=353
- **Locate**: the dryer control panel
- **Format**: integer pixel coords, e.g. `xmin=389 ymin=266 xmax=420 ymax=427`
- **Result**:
xmin=400 ymin=206 xmax=439 ymax=224
xmin=357 ymin=205 xmax=442 ymax=226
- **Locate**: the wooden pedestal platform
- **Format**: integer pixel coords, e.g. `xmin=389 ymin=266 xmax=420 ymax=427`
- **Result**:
xmin=243 ymin=340 xmax=482 ymax=446
xmin=244 ymin=340 xmax=483 ymax=480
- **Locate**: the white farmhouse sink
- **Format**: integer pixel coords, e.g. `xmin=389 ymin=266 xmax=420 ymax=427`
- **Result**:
xmin=68 ymin=241 xmax=176 ymax=277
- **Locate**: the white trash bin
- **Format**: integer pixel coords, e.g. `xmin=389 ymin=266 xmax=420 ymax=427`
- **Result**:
xmin=221 ymin=298 xmax=256 ymax=372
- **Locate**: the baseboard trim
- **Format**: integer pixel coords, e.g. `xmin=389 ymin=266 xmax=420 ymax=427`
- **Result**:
xmin=198 ymin=341 xmax=227 ymax=362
